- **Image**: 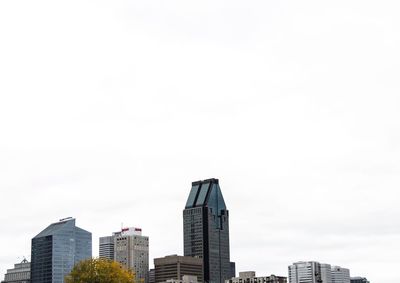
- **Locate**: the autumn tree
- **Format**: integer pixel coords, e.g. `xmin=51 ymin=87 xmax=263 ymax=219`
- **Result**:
xmin=65 ymin=258 xmax=136 ymax=283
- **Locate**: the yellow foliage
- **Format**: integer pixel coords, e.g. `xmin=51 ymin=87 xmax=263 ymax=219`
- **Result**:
xmin=65 ymin=258 xmax=136 ymax=283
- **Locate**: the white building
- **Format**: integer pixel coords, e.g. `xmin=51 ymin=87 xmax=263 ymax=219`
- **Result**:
xmin=1 ymin=259 xmax=30 ymax=283
xmin=99 ymin=227 xmax=149 ymax=283
xmin=320 ymin=264 xmax=332 ymax=283
xmin=288 ymin=262 xmax=322 ymax=283
xmin=226 ymin=271 xmax=287 ymax=283
xmin=331 ymin=266 xmax=350 ymax=283
xmin=288 ymin=262 xmax=350 ymax=283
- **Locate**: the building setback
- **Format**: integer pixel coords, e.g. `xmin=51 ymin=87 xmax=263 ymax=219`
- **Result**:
xmin=226 ymin=271 xmax=287 ymax=283
xmin=1 ymin=259 xmax=30 ymax=283
xmin=30 ymin=218 xmax=92 ymax=283
xmin=183 ymin=178 xmax=232 ymax=283
xmin=154 ymin=255 xmax=203 ymax=283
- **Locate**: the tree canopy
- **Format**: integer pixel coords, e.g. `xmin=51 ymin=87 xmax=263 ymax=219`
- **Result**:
xmin=65 ymin=258 xmax=136 ymax=283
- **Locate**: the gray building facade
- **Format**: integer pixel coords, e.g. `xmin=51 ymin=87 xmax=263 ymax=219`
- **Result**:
xmin=1 ymin=259 xmax=30 ymax=283
xmin=183 ymin=178 xmax=231 ymax=283
xmin=226 ymin=271 xmax=287 ymax=283
xmin=350 ymin=278 xmax=369 ymax=283
xmin=30 ymin=218 xmax=92 ymax=283
xmin=154 ymin=255 xmax=203 ymax=283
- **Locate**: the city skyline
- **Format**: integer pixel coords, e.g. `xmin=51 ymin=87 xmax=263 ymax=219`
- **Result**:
xmin=1 ymin=1 xmax=399 ymax=283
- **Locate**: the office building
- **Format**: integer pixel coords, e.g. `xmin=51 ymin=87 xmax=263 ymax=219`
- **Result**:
xmin=115 ymin=227 xmax=149 ymax=283
xmin=30 ymin=218 xmax=92 ymax=283
xmin=166 ymin=275 xmax=199 ymax=283
xmin=320 ymin=264 xmax=332 ymax=283
xmin=183 ymin=178 xmax=231 ymax=283
xmin=154 ymin=255 xmax=203 ymax=283
xmin=149 ymin=269 xmax=155 ymax=283
xmin=288 ymin=262 xmax=322 ymax=283
xmin=99 ymin=236 xmax=114 ymax=259
xmin=331 ymin=267 xmax=350 ymax=283
xmin=226 ymin=271 xmax=287 ymax=283
xmin=1 ymin=259 xmax=30 ymax=283
xmin=350 ymin=278 xmax=369 ymax=283
xmin=100 ymin=227 xmax=149 ymax=283
xmin=229 ymin=263 xmax=236 ymax=279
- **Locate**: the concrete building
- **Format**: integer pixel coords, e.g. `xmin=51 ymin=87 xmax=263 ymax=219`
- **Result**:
xmin=149 ymin=269 xmax=155 ymax=283
xmin=320 ymin=264 xmax=332 ymax=283
xmin=183 ymin=178 xmax=231 ymax=283
xmin=100 ymin=227 xmax=149 ymax=283
xmin=226 ymin=271 xmax=287 ymax=283
xmin=99 ymin=235 xmax=114 ymax=259
xmin=166 ymin=275 xmax=199 ymax=283
xmin=154 ymin=255 xmax=203 ymax=283
xmin=288 ymin=262 xmax=322 ymax=283
xmin=1 ymin=259 xmax=30 ymax=283
xmin=350 ymin=278 xmax=369 ymax=283
xmin=30 ymin=218 xmax=92 ymax=283
xmin=114 ymin=227 xmax=149 ymax=283
xmin=331 ymin=267 xmax=350 ymax=283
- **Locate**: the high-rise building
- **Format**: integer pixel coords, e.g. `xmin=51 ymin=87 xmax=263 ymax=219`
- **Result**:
xmin=350 ymin=277 xmax=369 ymax=283
xmin=115 ymin=227 xmax=149 ymax=283
xmin=1 ymin=259 xmax=30 ymax=283
xmin=331 ymin=267 xmax=350 ymax=283
xmin=226 ymin=271 xmax=287 ymax=283
xmin=154 ymin=255 xmax=203 ymax=283
xmin=183 ymin=178 xmax=231 ymax=283
xmin=288 ymin=262 xmax=322 ymax=283
xmin=320 ymin=264 xmax=332 ymax=283
xmin=100 ymin=227 xmax=149 ymax=283
xmin=99 ymin=236 xmax=114 ymax=259
xmin=30 ymin=218 xmax=92 ymax=283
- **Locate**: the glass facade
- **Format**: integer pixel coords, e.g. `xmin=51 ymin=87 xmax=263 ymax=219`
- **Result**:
xmin=183 ymin=178 xmax=230 ymax=283
xmin=31 ymin=218 xmax=92 ymax=283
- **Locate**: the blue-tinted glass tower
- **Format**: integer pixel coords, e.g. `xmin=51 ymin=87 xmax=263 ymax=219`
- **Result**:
xmin=30 ymin=218 xmax=92 ymax=283
xmin=183 ymin=178 xmax=231 ymax=283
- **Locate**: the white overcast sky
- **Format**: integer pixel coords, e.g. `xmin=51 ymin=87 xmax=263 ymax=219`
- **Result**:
xmin=1 ymin=1 xmax=399 ymax=282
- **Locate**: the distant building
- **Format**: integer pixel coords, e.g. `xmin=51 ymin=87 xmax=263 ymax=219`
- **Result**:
xmin=331 ymin=267 xmax=350 ymax=283
xmin=288 ymin=262 xmax=351 ymax=283
xmin=30 ymin=218 xmax=92 ymax=283
xmin=149 ymin=269 xmax=155 ymax=283
xmin=183 ymin=178 xmax=231 ymax=283
xmin=288 ymin=262 xmax=322 ymax=283
xmin=154 ymin=255 xmax=203 ymax=283
xmin=350 ymin=277 xmax=369 ymax=283
xmin=320 ymin=264 xmax=332 ymax=283
xmin=100 ymin=227 xmax=149 ymax=283
xmin=226 ymin=271 xmax=287 ymax=283
xmin=229 ymin=263 xmax=236 ymax=279
xmin=1 ymin=259 xmax=30 ymax=283
xmin=166 ymin=275 xmax=199 ymax=283
xmin=99 ymin=236 xmax=114 ymax=259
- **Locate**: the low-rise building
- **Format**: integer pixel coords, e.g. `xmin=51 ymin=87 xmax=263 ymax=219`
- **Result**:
xmin=154 ymin=255 xmax=203 ymax=283
xmin=350 ymin=277 xmax=369 ymax=283
xmin=166 ymin=275 xmax=199 ymax=283
xmin=1 ymin=259 xmax=30 ymax=283
xmin=226 ymin=271 xmax=287 ymax=283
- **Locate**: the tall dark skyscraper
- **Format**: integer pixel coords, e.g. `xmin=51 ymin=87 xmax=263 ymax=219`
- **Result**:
xmin=183 ymin=178 xmax=231 ymax=283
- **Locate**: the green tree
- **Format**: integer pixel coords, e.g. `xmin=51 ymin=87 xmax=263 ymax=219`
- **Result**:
xmin=65 ymin=258 xmax=136 ymax=283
